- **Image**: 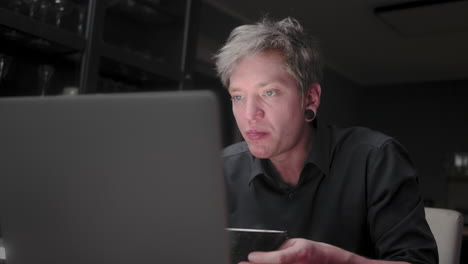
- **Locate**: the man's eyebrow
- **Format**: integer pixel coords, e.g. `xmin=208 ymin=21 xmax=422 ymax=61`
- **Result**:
xmin=228 ymin=87 xmax=241 ymax=93
xmin=228 ymin=81 xmax=278 ymax=92
xmin=258 ymin=81 xmax=274 ymax=88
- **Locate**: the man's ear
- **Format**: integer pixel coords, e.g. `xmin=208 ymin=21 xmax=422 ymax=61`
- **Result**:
xmin=304 ymin=82 xmax=321 ymax=112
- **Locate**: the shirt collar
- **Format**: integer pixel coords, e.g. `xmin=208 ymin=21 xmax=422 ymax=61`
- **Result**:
xmin=247 ymin=122 xmax=333 ymax=185
xmin=248 ymin=155 xmax=264 ymax=185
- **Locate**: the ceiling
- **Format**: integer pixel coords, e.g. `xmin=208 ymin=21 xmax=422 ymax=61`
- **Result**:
xmin=200 ymin=0 xmax=468 ymax=86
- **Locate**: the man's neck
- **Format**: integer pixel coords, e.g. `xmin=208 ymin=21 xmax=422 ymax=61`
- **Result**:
xmin=270 ymin=125 xmax=314 ymax=186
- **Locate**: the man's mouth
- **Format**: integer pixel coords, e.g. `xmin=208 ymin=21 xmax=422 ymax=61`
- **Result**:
xmin=246 ymin=129 xmax=268 ymax=140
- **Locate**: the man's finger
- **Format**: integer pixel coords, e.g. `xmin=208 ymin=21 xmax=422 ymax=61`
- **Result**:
xmin=247 ymin=246 xmax=296 ymax=264
xmin=278 ymin=239 xmax=297 ymax=250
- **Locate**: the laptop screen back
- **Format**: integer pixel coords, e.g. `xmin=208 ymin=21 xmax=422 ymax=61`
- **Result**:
xmin=0 ymin=91 xmax=229 ymax=264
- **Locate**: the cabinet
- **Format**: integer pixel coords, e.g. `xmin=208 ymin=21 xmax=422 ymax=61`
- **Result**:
xmin=0 ymin=0 xmax=240 ymax=146
xmin=0 ymin=0 xmax=199 ymax=96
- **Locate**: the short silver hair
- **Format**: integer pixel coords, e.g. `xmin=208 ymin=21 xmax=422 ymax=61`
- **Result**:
xmin=214 ymin=17 xmax=322 ymax=97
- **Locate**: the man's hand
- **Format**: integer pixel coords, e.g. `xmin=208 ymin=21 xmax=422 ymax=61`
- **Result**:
xmin=238 ymin=238 xmax=336 ymax=264
xmin=239 ymin=238 xmax=409 ymax=264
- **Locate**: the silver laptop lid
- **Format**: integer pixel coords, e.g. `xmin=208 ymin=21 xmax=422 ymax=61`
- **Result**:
xmin=0 ymin=91 xmax=229 ymax=264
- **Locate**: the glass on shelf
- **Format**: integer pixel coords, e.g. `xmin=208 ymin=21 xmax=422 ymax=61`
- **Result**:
xmin=37 ymin=64 xmax=54 ymax=96
xmin=25 ymin=0 xmax=41 ymax=19
xmin=445 ymin=152 xmax=468 ymax=180
xmin=54 ymin=0 xmax=66 ymax=27
xmin=0 ymin=54 xmax=13 ymax=89
xmin=62 ymin=86 xmax=79 ymax=95
xmin=454 ymin=153 xmax=468 ymax=177
xmin=75 ymin=3 xmax=86 ymax=35
xmin=53 ymin=0 xmax=75 ymax=28
xmin=14 ymin=0 xmax=53 ymax=23
xmin=37 ymin=0 xmax=53 ymax=23
xmin=3 ymin=0 xmax=88 ymax=36
xmin=7 ymin=0 xmax=24 ymax=13
xmin=54 ymin=0 xmax=88 ymax=35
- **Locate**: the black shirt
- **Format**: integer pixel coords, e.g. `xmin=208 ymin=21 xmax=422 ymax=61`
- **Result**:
xmin=222 ymin=125 xmax=437 ymax=264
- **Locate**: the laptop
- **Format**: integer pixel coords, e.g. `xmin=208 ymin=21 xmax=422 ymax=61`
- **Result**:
xmin=0 ymin=91 xmax=229 ymax=264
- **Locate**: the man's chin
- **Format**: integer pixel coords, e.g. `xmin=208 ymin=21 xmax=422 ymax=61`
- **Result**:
xmin=246 ymin=144 xmax=271 ymax=159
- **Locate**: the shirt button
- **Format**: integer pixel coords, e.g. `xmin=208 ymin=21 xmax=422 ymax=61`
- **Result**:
xmin=288 ymin=193 xmax=294 ymax=200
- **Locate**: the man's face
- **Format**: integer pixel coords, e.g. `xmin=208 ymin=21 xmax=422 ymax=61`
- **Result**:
xmin=228 ymin=50 xmax=310 ymax=160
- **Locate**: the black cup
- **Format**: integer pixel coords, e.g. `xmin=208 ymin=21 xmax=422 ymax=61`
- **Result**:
xmin=227 ymin=228 xmax=288 ymax=264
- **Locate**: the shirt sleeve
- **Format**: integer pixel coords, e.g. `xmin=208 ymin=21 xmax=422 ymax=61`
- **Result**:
xmin=366 ymin=139 xmax=438 ymax=264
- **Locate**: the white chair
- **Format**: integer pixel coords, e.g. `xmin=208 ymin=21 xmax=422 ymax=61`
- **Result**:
xmin=424 ymin=207 xmax=464 ymax=264
xmin=0 ymin=238 xmax=4 ymax=260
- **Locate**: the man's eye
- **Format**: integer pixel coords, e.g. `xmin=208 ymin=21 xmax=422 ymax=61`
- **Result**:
xmin=265 ymin=90 xmax=277 ymax=96
xmin=232 ymin=95 xmax=243 ymax=101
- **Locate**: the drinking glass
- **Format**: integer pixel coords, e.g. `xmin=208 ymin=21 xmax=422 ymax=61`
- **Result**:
xmin=76 ymin=4 xmax=86 ymax=35
xmin=37 ymin=64 xmax=54 ymax=96
xmin=37 ymin=0 xmax=53 ymax=23
xmin=0 ymin=54 xmax=13 ymax=88
xmin=23 ymin=0 xmax=41 ymax=18
xmin=8 ymin=0 xmax=24 ymax=13
xmin=53 ymin=0 xmax=72 ymax=28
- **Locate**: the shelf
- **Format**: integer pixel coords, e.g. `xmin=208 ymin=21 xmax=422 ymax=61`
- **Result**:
xmin=0 ymin=0 xmax=194 ymax=96
xmin=0 ymin=8 xmax=85 ymax=52
xmin=99 ymin=43 xmax=180 ymax=81
xmin=105 ymin=0 xmax=185 ymax=26
xmin=448 ymin=176 xmax=468 ymax=182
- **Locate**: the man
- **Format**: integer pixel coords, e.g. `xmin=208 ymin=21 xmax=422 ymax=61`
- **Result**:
xmin=214 ymin=17 xmax=437 ymax=264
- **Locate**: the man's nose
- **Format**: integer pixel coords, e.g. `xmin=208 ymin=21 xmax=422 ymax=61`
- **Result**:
xmin=246 ymin=97 xmax=264 ymax=121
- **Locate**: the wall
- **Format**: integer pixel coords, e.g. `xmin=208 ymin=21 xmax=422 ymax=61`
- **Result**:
xmin=319 ymin=68 xmax=362 ymax=127
xmin=354 ymin=80 xmax=468 ymax=208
